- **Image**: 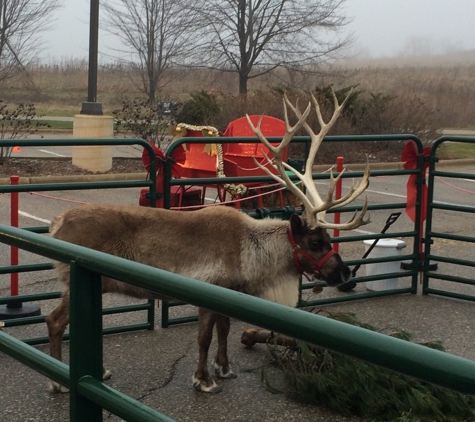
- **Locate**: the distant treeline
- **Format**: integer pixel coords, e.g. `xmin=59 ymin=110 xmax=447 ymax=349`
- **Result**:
xmin=2 ymin=56 xmax=475 ymax=130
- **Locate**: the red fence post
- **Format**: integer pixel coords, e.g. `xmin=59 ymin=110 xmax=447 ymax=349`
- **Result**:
xmin=0 ymin=175 xmax=41 ymax=319
xmin=10 ymin=175 xmax=19 ymax=297
xmin=333 ymin=157 xmax=344 ymax=253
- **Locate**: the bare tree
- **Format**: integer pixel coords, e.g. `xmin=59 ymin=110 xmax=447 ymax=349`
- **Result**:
xmin=102 ymin=0 xmax=202 ymax=102
xmin=195 ymin=0 xmax=352 ymax=94
xmin=0 ymin=0 xmax=61 ymax=85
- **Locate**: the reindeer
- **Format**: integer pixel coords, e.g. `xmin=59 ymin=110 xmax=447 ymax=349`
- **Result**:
xmin=46 ymin=90 xmax=370 ymax=394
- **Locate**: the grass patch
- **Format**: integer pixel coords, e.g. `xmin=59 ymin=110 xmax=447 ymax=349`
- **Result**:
xmin=39 ymin=120 xmax=73 ymax=130
xmin=437 ymin=141 xmax=475 ymax=159
xmin=32 ymin=100 xmax=124 ymax=118
xmin=34 ymin=105 xmax=79 ymax=117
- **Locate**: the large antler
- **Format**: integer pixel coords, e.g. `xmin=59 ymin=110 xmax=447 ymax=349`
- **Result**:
xmin=246 ymin=89 xmax=370 ymax=230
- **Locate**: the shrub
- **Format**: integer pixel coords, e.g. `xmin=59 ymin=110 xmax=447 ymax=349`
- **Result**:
xmin=0 ymin=102 xmax=49 ymax=165
xmin=175 ymin=91 xmax=220 ymax=126
xmin=291 ymin=85 xmax=441 ymax=164
xmin=112 ymin=98 xmax=174 ymax=150
xmin=134 ymin=85 xmax=441 ymax=164
xmin=213 ymin=90 xmax=286 ymax=132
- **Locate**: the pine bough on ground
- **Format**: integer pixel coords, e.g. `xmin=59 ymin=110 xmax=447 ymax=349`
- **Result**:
xmin=258 ymin=312 xmax=475 ymax=422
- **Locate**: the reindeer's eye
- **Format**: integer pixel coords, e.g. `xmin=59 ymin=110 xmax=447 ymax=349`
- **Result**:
xmin=310 ymin=240 xmax=324 ymax=250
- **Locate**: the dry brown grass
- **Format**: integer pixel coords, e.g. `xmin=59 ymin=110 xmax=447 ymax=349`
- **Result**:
xmin=1 ymin=54 xmax=475 ymax=130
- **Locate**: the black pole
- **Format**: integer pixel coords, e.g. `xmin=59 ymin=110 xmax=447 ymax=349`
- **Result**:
xmin=80 ymin=0 xmax=103 ymax=115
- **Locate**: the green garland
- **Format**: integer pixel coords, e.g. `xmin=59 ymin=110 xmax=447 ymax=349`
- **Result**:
xmin=266 ymin=312 xmax=475 ymax=422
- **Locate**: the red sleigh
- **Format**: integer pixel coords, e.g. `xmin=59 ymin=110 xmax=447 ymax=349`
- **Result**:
xmin=220 ymin=115 xmax=288 ymax=208
xmin=221 ymin=115 xmax=287 ymax=177
xmin=139 ymin=116 xmax=288 ymax=209
xmin=139 ymin=124 xmax=219 ymax=209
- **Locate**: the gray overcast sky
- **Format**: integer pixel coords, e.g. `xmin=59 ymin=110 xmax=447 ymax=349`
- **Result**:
xmin=40 ymin=0 xmax=475 ymax=62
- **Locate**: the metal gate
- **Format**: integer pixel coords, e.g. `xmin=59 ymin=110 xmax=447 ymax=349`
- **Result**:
xmin=424 ymin=136 xmax=475 ymax=299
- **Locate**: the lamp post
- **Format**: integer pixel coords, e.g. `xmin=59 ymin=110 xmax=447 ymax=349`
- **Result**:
xmin=73 ymin=0 xmax=112 ymax=172
xmin=80 ymin=0 xmax=102 ymax=115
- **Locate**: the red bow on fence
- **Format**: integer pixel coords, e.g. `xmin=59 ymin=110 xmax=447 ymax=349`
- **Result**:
xmin=140 ymin=142 xmax=187 ymax=208
xmin=141 ymin=141 xmax=185 ymax=178
xmin=402 ymin=141 xmax=431 ymax=223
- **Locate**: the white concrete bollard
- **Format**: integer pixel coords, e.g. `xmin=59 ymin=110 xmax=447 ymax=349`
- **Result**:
xmin=72 ymin=114 xmax=113 ymax=173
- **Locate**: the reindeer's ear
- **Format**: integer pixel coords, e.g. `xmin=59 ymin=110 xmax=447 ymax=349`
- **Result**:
xmin=290 ymin=214 xmax=307 ymax=235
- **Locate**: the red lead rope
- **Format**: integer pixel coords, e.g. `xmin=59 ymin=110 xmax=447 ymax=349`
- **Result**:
xmin=287 ymin=228 xmax=337 ymax=279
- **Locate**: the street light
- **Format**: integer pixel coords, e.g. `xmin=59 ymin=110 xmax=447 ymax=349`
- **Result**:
xmin=80 ymin=0 xmax=102 ymax=115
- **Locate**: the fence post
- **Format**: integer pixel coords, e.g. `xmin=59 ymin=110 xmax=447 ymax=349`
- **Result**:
xmin=70 ymin=262 xmax=103 ymax=422
xmin=10 ymin=175 xmax=19 ymax=298
xmin=333 ymin=157 xmax=344 ymax=253
xmin=0 ymin=175 xmax=41 ymax=319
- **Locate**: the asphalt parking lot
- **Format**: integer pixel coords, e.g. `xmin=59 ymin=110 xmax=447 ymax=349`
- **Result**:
xmin=0 ymin=157 xmax=474 ymax=421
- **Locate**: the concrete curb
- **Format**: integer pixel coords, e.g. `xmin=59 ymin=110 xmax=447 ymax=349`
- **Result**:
xmin=1 ymin=158 xmax=474 ymax=186
xmin=0 ymin=172 xmax=148 ymax=186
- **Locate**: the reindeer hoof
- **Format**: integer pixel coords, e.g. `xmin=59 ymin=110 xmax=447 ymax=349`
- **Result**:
xmin=192 ymin=375 xmax=222 ymax=394
xmin=338 ymin=281 xmax=357 ymax=292
xmin=48 ymin=380 xmax=69 ymax=394
xmin=103 ymin=369 xmax=112 ymax=380
xmin=215 ymin=364 xmax=237 ymax=379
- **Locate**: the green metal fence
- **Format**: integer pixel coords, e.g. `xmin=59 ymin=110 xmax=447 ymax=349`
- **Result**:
xmin=1 ymin=134 xmax=475 ymax=420
xmin=423 ymin=136 xmax=475 ymax=299
xmin=2 ymin=223 xmax=475 ymax=421
xmin=0 ymin=138 xmax=158 ymax=342
xmin=160 ymin=135 xmax=426 ymax=326
xmin=0 ymin=135 xmax=425 ymax=329
xmin=4 ymin=134 xmax=472 ymax=332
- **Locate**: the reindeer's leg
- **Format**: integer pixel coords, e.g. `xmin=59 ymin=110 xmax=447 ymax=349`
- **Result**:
xmin=45 ymin=292 xmax=70 ymax=393
xmin=46 ymin=290 xmax=112 ymax=393
xmin=214 ymin=314 xmax=237 ymax=380
xmin=192 ymin=308 xmax=222 ymax=394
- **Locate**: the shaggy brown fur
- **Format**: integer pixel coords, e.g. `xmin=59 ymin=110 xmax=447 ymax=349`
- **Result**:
xmin=46 ymin=204 xmax=351 ymax=393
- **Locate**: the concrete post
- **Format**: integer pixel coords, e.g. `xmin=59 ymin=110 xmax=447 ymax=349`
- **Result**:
xmin=72 ymin=114 xmax=113 ymax=173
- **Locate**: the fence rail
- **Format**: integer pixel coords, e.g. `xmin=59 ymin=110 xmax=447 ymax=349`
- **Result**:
xmin=1 ymin=222 xmax=475 ymax=421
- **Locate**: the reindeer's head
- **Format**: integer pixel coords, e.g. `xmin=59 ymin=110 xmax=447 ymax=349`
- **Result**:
xmin=288 ymin=213 xmax=352 ymax=286
xmin=248 ymin=89 xmax=371 ymax=287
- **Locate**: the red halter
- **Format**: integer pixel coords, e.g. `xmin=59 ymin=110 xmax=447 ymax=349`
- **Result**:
xmin=287 ymin=228 xmax=337 ymax=278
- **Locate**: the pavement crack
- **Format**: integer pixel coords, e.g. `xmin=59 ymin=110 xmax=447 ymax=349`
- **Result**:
xmin=104 ymin=346 xmax=191 ymax=419
xmin=137 ymin=353 xmax=187 ymax=401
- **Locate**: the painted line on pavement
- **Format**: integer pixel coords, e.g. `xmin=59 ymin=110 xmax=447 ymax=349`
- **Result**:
xmin=39 ymin=149 xmax=66 ymax=157
xmin=19 ymin=211 xmax=51 ymax=224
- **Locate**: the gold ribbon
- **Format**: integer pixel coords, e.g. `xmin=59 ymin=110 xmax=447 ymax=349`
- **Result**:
xmin=170 ymin=122 xmax=248 ymax=198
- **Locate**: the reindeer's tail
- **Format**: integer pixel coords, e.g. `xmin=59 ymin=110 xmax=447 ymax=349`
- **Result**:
xmin=49 ymin=214 xmax=64 ymax=238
